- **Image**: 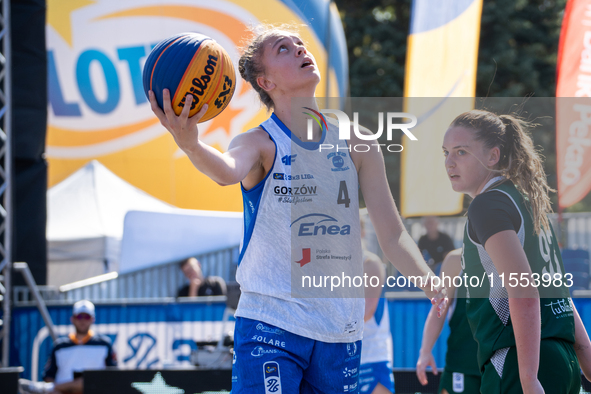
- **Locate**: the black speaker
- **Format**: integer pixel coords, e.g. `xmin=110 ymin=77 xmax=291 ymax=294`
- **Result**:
xmin=392 ymin=369 xmax=591 ymax=393
xmin=0 ymin=367 xmax=24 ymax=394
xmin=582 ymin=375 xmax=591 ymax=392
xmin=393 ymin=369 xmax=440 ymax=394
xmin=10 ymin=0 xmax=48 ymax=286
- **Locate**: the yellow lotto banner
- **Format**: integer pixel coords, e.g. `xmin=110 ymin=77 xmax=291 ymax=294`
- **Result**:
xmin=401 ymin=0 xmax=483 ymax=217
xmin=46 ymin=0 xmax=347 ymax=211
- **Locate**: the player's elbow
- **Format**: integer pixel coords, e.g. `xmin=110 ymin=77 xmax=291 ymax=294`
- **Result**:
xmin=215 ymin=179 xmax=236 ymax=187
xmin=216 ymin=176 xmax=243 ymax=187
xmin=212 ymin=171 xmax=242 ymax=187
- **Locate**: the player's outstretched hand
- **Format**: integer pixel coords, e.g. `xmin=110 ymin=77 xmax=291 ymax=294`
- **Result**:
xmin=149 ymin=89 xmax=209 ymax=153
xmin=428 ymin=276 xmax=449 ymax=318
xmin=416 ymin=350 xmax=437 ymax=386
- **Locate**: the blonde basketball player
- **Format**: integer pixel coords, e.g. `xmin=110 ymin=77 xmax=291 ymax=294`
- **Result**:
xmin=150 ymin=24 xmax=447 ymax=393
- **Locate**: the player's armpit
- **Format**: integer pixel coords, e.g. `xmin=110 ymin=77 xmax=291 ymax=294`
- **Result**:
xmin=226 ymin=128 xmax=275 ymax=189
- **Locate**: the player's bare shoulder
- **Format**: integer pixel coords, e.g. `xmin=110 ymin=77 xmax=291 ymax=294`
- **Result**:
xmin=348 ymin=123 xmax=379 ymax=171
xmin=230 ymin=126 xmax=274 ymax=154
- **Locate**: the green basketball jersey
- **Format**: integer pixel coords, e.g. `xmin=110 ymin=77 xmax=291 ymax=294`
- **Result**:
xmin=461 ymin=181 xmax=575 ymax=370
xmin=445 ymin=280 xmax=480 ymax=376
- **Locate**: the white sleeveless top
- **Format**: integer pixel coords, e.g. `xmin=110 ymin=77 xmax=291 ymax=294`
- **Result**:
xmin=235 ymin=113 xmax=364 ymax=343
xmin=360 ymin=297 xmax=393 ymax=364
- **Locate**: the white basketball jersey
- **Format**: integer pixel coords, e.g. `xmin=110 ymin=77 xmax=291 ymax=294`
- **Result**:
xmin=360 ymin=297 xmax=393 ymax=364
xmin=236 ymin=113 xmax=364 ymax=343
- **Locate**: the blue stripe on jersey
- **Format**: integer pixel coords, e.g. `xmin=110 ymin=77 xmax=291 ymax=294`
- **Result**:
xmin=238 ymin=130 xmax=277 ymax=265
xmin=271 ymin=113 xmax=326 ymax=150
xmin=374 ymin=297 xmax=385 ymax=326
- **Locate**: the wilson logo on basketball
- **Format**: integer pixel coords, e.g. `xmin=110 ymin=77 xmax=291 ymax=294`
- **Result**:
xmin=179 ymin=66 xmax=233 ymax=111
xmin=179 ymin=54 xmax=219 ymax=111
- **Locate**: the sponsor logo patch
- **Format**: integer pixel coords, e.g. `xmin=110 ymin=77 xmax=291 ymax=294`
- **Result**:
xmin=264 ymin=361 xmax=282 ymax=393
xmin=251 ymin=346 xmax=286 ymax=358
xmin=256 ymin=323 xmax=285 ymax=335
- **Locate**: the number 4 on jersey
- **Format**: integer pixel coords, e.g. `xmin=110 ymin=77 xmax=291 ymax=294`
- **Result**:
xmin=337 ymin=181 xmax=350 ymax=208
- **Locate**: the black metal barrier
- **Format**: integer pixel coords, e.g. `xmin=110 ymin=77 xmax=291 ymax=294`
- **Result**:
xmin=83 ymin=368 xmax=441 ymax=394
xmin=84 ymin=368 xmax=232 ymax=394
xmin=82 ymin=368 xmax=591 ymax=394
xmin=393 ymin=369 xmax=440 ymax=393
xmin=0 ymin=367 xmax=24 ymax=394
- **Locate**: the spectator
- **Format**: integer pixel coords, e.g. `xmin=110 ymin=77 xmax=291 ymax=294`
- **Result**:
xmin=418 ymin=216 xmax=455 ymax=271
xmin=19 ymin=300 xmax=116 ymax=394
xmin=177 ymin=257 xmax=227 ymax=297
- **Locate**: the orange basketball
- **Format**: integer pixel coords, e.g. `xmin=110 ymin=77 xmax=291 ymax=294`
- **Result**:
xmin=143 ymin=32 xmax=236 ymax=123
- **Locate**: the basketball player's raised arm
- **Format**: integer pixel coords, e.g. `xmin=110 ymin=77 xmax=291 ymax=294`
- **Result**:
xmin=149 ymin=90 xmax=266 ymax=186
xmin=350 ymin=132 xmax=447 ymax=309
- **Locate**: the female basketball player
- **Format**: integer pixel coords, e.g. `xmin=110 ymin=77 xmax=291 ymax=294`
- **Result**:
xmin=442 ymin=110 xmax=591 ymax=393
xmin=149 ymin=24 xmax=446 ymax=393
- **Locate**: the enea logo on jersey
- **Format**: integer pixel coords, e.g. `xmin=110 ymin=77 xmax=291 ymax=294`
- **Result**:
xmin=263 ymin=361 xmax=282 ymax=394
xmin=290 ymin=213 xmax=351 ymax=237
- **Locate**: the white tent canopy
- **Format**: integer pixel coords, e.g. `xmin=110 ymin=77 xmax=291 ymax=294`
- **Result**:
xmin=47 ymin=160 xmax=243 ymax=286
xmin=120 ymin=210 xmax=243 ymax=274
xmin=47 ymin=160 xmax=174 ymax=285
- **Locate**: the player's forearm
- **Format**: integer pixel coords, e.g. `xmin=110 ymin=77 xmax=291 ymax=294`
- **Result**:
xmin=380 ymin=230 xmax=436 ymax=297
xmin=509 ymin=296 xmax=541 ymax=388
xmin=183 ymin=141 xmax=245 ymax=186
xmin=419 ymin=304 xmax=446 ymax=355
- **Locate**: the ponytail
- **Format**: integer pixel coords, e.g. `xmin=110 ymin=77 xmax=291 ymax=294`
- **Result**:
xmin=499 ymin=115 xmax=553 ymax=235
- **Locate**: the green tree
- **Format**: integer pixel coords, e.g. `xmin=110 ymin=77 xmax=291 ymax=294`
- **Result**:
xmin=477 ymin=0 xmax=565 ymax=97
xmin=337 ymin=0 xmax=410 ymax=98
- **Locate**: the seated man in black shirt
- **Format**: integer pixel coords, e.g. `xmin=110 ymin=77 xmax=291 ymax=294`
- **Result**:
xmin=177 ymin=257 xmax=227 ymax=297
xmin=19 ymin=300 xmax=116 ymax=394
xmin=418 ymin=216 xmax=455 ymax=272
